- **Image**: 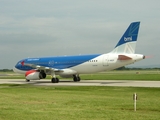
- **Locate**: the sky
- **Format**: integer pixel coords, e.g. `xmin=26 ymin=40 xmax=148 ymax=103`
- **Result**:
xmin=0 ymin=0 xmax=160 ymax=69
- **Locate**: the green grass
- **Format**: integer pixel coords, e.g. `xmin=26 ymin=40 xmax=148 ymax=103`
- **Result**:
xmin=0 ymin=84 xmax=160 ymax=120
xmin=80 ymin=70 xmax=160 ymax=80
xmin=81 ymin=73 xmax=160 ymax=80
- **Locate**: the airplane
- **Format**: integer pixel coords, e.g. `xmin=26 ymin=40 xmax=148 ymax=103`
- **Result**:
xmin=13 ymin=22 xmax=145 ymax=83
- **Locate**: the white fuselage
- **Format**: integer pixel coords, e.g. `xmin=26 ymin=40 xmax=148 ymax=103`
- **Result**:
xmin=60 ymin=53 xmax=144 ymax=74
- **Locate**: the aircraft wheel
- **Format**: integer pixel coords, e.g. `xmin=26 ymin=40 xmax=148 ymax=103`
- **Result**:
xmin=51 ymin=78 xmax=56 ymax=83
xmin=73 ymin=75 xmax=80 ymax=82
xmin=77 ymin=76 xmax=81 ymax=81
xmin=56 ymin=78 xmax=59 ymax=83
xmin=51 ymin=78 xmax=59 ymax=83
xmin=73 ymin=76 xmax=77 ymax=82
xmin=26 ymin=79 xmax=30 ymax=82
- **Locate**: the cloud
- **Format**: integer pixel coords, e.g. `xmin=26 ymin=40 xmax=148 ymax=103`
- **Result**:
xmin=0 ymin=0 xmax=160 ymax=68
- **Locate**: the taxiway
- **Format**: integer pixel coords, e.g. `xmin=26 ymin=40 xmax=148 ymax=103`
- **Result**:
xmin=0 ymin=79 xmax=160 ymax=87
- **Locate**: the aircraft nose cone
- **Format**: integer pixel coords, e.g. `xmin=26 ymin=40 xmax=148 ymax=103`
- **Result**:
xmin=13 ymin=66 xmax=18 ymax=73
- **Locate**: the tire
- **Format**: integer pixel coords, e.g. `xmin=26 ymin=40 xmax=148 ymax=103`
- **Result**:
xmin=56 ymin=78 xmax=59 ymax=83
xmin=26 ymin=79 xmax=30 ymax=82
xmin=51 ymin=78 xmax=59 ymax=83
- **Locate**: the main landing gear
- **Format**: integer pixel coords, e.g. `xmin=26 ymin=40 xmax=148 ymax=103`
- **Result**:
xmin=51 ymin=77 xmax=59 ymax=83
xmin=51 ymin=74 xmax=81 ymax=83
xmin=73 ymin=75 xmax=81 ymax=82
xmin=51 ymin=71 xmax=59 ymax=83
xmin=51 ymin=75 xmax=80 ymax=83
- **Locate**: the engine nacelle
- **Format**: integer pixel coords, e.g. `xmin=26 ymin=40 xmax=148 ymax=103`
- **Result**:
xmin=25 ymin=70 xmax=46 ymax=80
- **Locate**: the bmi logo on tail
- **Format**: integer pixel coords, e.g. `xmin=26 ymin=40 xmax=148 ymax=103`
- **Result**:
xmin=124 ymin=36 xmax=132 ymax=41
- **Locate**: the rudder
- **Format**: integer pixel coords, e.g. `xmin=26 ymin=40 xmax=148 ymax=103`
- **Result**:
xmin=111 ymin=22 xmax=140 ymax=54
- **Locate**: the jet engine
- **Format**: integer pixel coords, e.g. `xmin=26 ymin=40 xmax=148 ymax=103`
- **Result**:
xmin=25 ymin=70 xmax=46 ymax=80
xmin=58 ymin=69 xmax=77 ymax=78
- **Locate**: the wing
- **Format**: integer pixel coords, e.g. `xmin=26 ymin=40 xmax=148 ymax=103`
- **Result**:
xmin=21 ymin=61 xmax=63 ymax=73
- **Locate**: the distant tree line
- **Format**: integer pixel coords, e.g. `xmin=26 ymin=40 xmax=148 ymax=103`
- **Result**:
xmin=0 ymin=69 xmax=13 ymax=72
xmin=116 ymin=66 xmax=160 ymax=70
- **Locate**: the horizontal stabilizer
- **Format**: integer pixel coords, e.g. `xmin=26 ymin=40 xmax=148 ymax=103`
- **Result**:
xmin=118 ymin=55 xmax=132 ymax=60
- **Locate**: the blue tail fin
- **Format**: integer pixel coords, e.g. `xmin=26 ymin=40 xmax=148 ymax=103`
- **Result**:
xmin=111 ymin=22 xmax=140 ymax=54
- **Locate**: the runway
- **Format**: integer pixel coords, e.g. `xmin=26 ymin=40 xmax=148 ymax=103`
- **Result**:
xmin=0 ymin=79 xmax=160 ymax=87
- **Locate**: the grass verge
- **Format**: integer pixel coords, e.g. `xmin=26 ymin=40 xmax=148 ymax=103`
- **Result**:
xmin=0 ymin=84 xmax=160 ymax=120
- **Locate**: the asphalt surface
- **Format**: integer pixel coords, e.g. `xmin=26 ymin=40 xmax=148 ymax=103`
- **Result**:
xmin=0 ymin=79 xmax=160 ymax=87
